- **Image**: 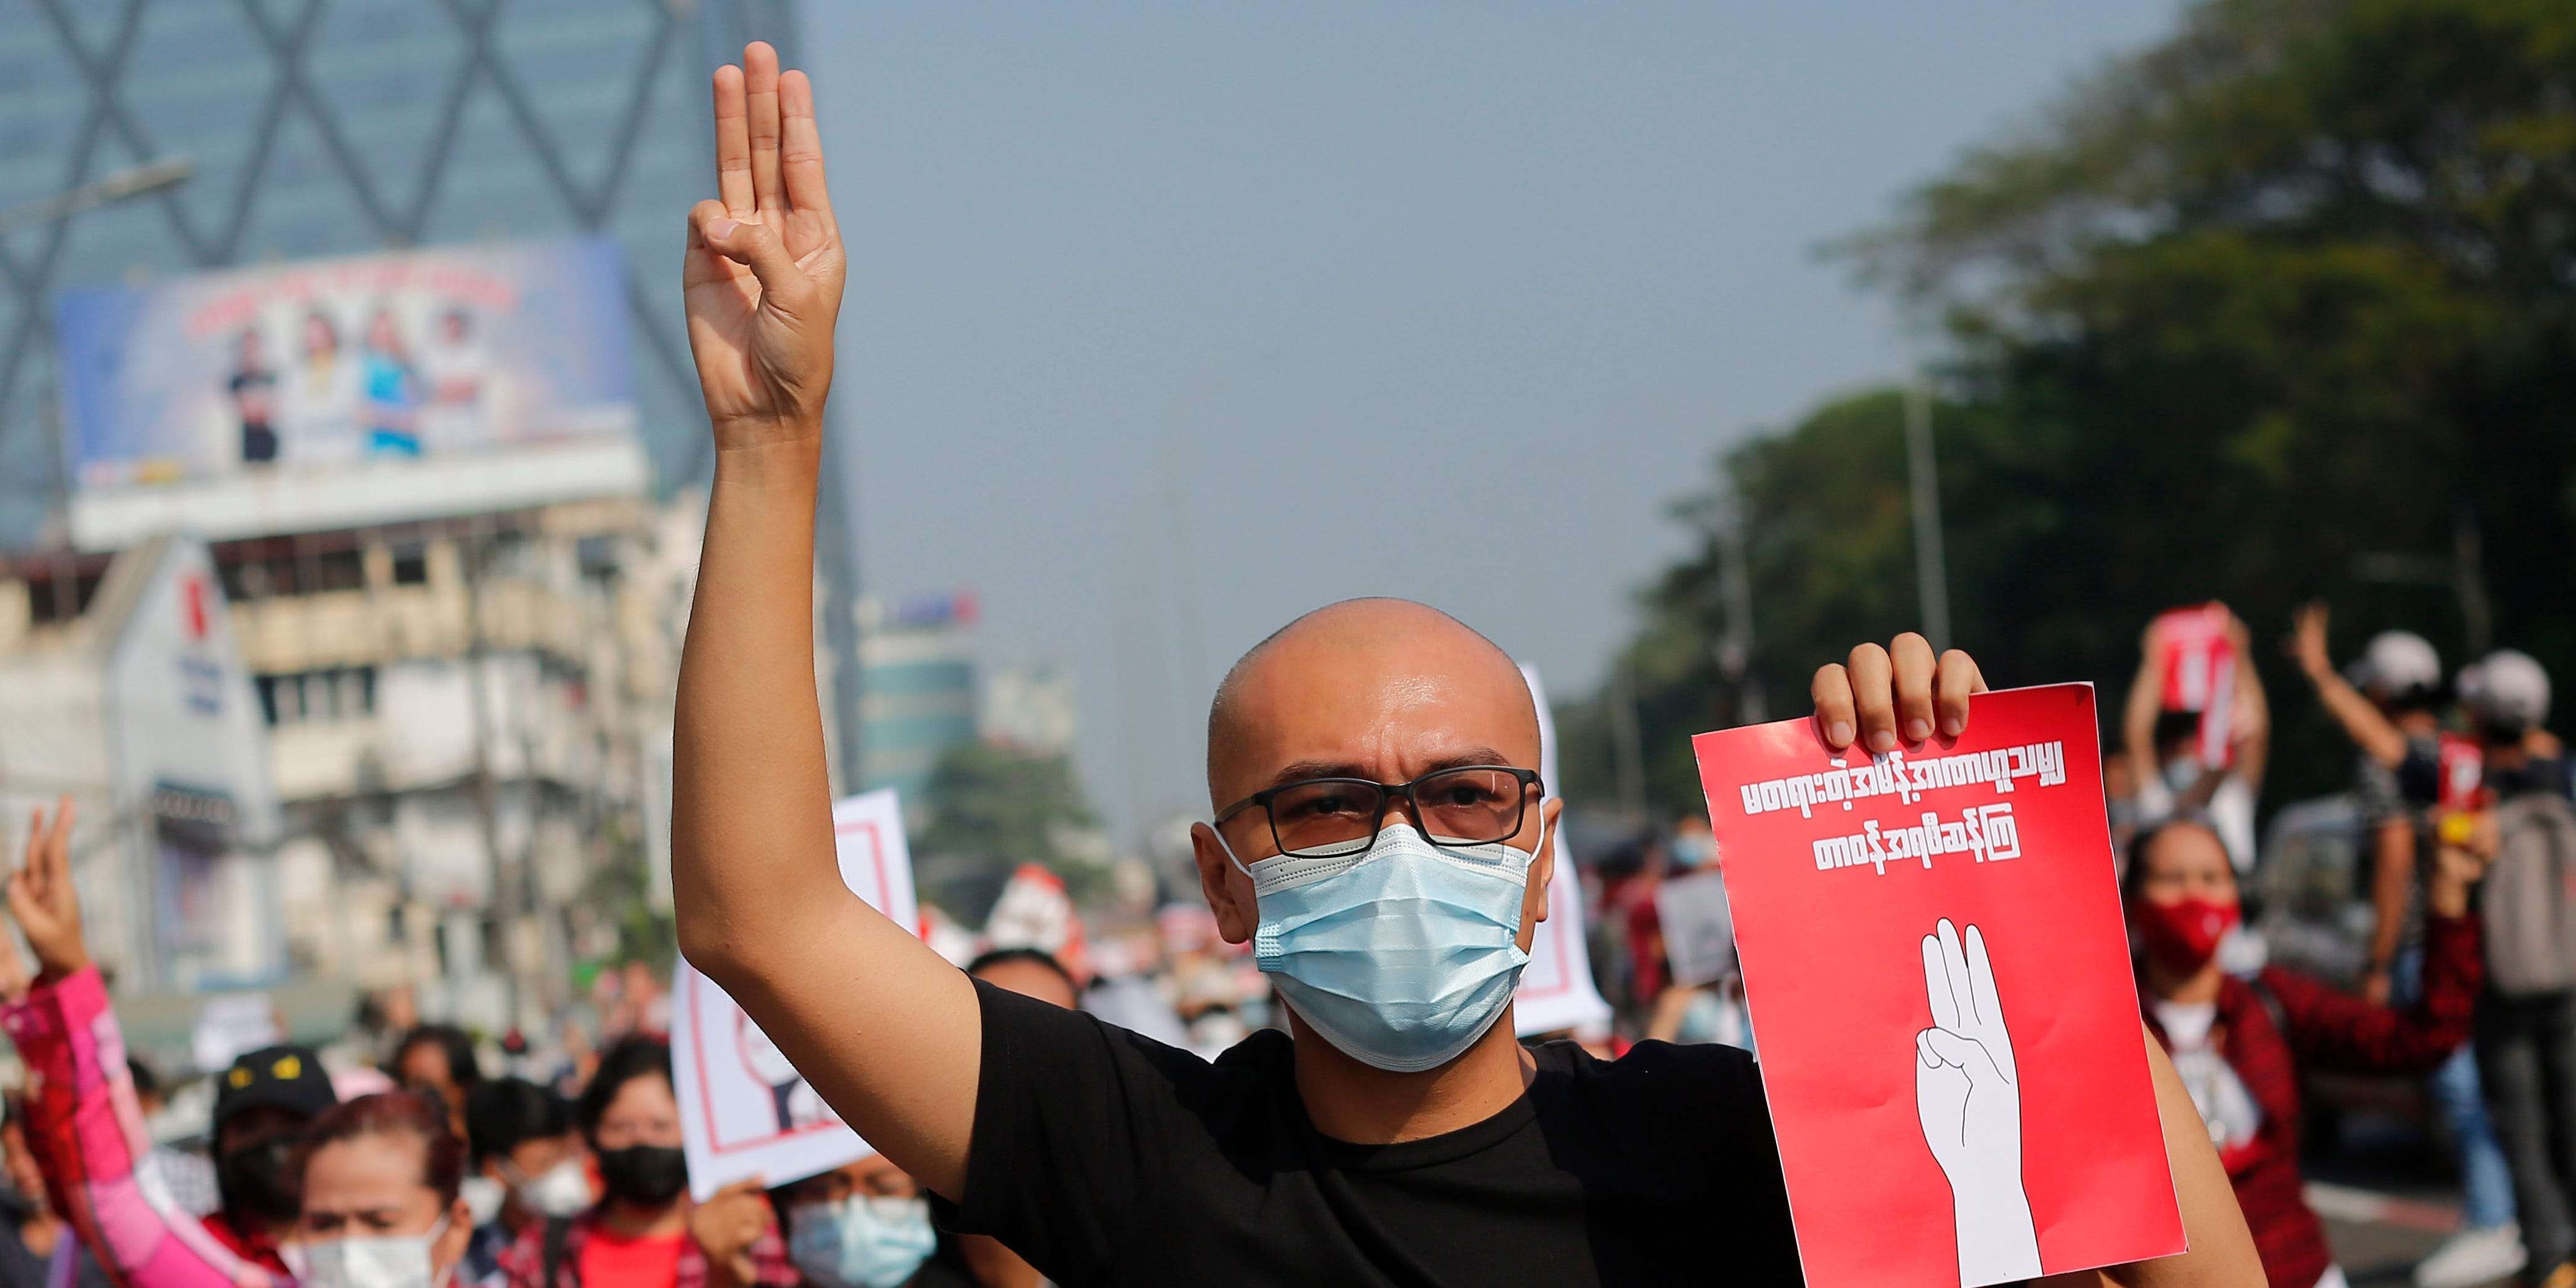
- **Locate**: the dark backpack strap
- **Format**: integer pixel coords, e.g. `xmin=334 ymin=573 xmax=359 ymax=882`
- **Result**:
xmin=541 ymin=1215 xmax=578 ymax=1288
xmin=2243 ymin=974 xmax=2291 ymax=1045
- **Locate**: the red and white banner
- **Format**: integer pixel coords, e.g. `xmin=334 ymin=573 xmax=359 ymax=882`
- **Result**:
xmin=672 ymin=788 xmax=920 ymax=1199
xmin=2152 ymin=603 xmax=2236 ymax=769
xmin=1693 ymin=684 xmax=2182 ymax=1287
xmin=1515 ymin=666 xmax=1615 ymax=1037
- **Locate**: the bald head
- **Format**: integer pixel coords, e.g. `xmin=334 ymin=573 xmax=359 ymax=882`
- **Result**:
xmin=1205 ymin=598 xmax=1538 ymax=809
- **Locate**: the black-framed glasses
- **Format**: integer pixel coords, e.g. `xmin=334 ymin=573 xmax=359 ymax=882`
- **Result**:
xmin=1215 ymin=766 xmax=1543 ymax=859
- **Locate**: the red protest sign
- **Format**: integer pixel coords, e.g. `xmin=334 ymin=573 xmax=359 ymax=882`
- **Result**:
xmin=1692 ymin=683 xmax=2182 ymax=1287
xmin=2436 ymin=733 xmax=2487 ymax=813
xmin=2152 ymin=604 xmax=2236 ymax=768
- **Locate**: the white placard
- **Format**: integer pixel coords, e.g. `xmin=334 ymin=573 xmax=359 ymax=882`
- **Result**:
xmin=1515 ymin=666 xmax=1614 ymax=1036
xmin=191 ymin=994 xmax=280 ymax=1073
xmin=1654 ymin=870 xmax=1737 ymax=989
xmin=672 ymin=789 xmax=919 ymax=1199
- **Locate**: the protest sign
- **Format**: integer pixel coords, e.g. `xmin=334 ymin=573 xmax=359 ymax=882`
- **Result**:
xmin=672 ymin=788 xmax=919 ymax=1200
xmin=2152 ymin=603 xmax=2236 ymax=769
xmin=1654 ymin=871 xmax=1737 ymax=988
xmin=1515 ymin=666 xmax=1614 ymax=1037
xmin=2436 ymin=732 xmax=2487 ymax=812
xmin=191 ymin=994 xmax=280 ymax=1073
xmin=1693 ymin=684 xmax=2182 ymax=1287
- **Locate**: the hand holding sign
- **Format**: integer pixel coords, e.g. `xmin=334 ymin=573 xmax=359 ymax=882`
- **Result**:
xmin=1914 ymin=919 xmax=2039 ymax=1286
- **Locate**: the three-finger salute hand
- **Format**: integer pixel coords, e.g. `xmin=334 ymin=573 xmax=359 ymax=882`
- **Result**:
xmin=1812 ymin=635 xmax=1986 ymax=754
xmin=687 ymin=42 xmax=845 ymax=453
xmin=1915 ymin=918 xmax=2039 ymax=1285
xmin=6 ymin=797 xmax=89 ymax=981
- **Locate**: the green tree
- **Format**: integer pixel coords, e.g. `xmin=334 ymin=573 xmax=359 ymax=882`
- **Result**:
xmin=916 ymin=742 xmax=1110 ymax=916
xmin=1562 ymin=0 xmax=2576 ymax=819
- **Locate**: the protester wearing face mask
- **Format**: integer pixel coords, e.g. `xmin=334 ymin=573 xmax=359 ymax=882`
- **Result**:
xmin=461 ymin=1080 xmax=591 ymax=1287
xmin=666 ymin=43 xmax=2261 ymax=1282
xmin=391 ymin=1026 xmax=484 ymax=1139
xmin=290 ymin=1092 xmax=473 ymax=1288
xmin=2378 ymin=650 xmax=2576 ymax=1287
xmin=2 ymin=794 xmax=348 ymax=1288
xmin=1640 ymin=818 xmax=1750 ymax=1052
xmin=773 ymin=1156 xmax=947 ymax=1288
xmin=2127 ymin=815 xmax=2490 ymax=1288
xmin=2289 ymin=607 xmax=2526 ymax=1287
xmin=2125 ymin=609 xmax=2269 ymax=872
xmin=496 ymin=1037 xmax=791 ymax=1288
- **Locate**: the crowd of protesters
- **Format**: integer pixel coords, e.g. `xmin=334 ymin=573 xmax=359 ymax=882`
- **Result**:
xmin=9 ymin=35 xmax=2574 ymax=1288
xmin=0 ymin=791 xmax=1113 ymax=1288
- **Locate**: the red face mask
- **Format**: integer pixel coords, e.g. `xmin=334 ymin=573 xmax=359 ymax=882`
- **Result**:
xmin=2130 ymin=894 xmax=2239 ymax=973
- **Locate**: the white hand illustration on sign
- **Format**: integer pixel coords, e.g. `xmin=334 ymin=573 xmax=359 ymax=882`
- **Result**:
xmin=1915 ymin=918 xmax=2041 ymax=1286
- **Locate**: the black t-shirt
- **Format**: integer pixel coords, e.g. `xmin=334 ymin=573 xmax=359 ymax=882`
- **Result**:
xmin=937 ymin=980 xmax=1805 ymax=1287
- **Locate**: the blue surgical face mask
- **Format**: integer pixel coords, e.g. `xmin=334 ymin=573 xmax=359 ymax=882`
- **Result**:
xmin=1669 ymin=833 xmax=1713 ymax=870
xmin=1221 ymin=815 xmax=1545 ymax=1073
xmin=789 ymin=1194 xmax=937 ymax=1288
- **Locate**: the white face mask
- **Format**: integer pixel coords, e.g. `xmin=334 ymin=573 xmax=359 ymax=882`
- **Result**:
xmin=512 ymin=1158 xmax=595 ymax=1219
xmin=459 ymin=1177 xmax=504 ymax=1228
xmin=300 ymin=1217 xmax=449 ymax=1288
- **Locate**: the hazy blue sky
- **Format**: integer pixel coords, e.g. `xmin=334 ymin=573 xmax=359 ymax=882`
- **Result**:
xmin=801 ymin=2 xmax=2178 ymax=843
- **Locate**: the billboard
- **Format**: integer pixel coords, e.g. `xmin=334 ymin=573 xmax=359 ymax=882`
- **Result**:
xmin=55 ymin=238 xmax=648 ymax=547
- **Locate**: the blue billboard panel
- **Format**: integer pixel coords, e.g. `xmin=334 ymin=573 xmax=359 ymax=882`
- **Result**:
xmin=56 ymin=238 xmax=636 ymax=495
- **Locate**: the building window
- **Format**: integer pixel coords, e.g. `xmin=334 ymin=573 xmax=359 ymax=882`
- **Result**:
xmin=391 ymin=545 xmax=429 ymax=586
xmin=257 ymin=666 xmax=379 ymax=727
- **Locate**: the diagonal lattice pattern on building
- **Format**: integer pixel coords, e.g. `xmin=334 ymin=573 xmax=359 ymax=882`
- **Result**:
xmin=0 ymin=0 xmax=798 ymax=539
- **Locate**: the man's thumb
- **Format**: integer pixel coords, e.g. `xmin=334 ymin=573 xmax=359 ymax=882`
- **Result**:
xmin=699 ymin=212 xmax=801 ymax=293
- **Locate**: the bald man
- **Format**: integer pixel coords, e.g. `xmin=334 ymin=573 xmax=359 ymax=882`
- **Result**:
xmin=670 ymin=42 xmax=2259 ymax=1287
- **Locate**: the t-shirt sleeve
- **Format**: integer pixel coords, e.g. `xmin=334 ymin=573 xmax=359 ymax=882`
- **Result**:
xmin=2395 ymin=740 xmax=2441 ymax=807
xmin=934 ymin=978 xmax=1218 ymax=1287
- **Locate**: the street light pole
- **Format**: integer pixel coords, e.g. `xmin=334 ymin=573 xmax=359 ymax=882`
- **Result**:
xmin=1904 ymin=373 xmax=1953 ymax=653
xmin=0 ymin=156 xmax=194 ymax=237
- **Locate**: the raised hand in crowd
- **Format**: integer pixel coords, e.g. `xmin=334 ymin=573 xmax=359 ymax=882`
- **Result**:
xmin=684 ymin=40 xmax=844 ymax=455
xmin=2287 ymin=600 xmax=2410 ymax=767
xmin=689 ymin=1178 xmax=777 ymax=1288
xmin=6 ymin=797 xmax=86 ymax=982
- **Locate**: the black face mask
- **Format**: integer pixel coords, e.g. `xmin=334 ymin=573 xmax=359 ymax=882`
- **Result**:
xmin=595 ymin=1145 xmax=689 ymax=1207
xmin=216 ymin=1136 xmax=301 ymax=1225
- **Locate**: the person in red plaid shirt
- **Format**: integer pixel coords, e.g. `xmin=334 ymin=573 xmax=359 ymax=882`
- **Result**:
xmin=2128 ymin=815 xmax=2490 ymax=1288
xmin=496 ymin=1038 xmax=793 ymax=1288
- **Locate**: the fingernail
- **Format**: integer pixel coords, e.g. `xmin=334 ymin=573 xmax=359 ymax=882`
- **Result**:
xmin=708 ymin=217 xmax=739 ymax=239
xmin=1941 ymin=715 xmax=1964 ymax=736
xmin=1868 ymin=730 xmax=1896 ymax=753
xmin=1828 ymin=721 xmax=1853 ymax=746
xmin=1906 ymin=718 xmax=1930 ymax=743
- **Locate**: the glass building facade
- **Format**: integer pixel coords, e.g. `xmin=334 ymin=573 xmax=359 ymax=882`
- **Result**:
xmin=0 ymin=0 xmax=866 ymax=772
xmin=0 ymin=0 xmax=799 ymax=515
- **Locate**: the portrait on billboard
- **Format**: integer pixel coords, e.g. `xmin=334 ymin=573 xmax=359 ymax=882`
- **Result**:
xmin=51 ymin=238 xmax=644 ymax=545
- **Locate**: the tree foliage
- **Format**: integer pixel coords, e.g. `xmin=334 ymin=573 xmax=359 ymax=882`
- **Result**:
xmin=916 ymin=741 xmax=1109 ymax=916
xmin=1561 ymin=0 xmax=2576 ymax=820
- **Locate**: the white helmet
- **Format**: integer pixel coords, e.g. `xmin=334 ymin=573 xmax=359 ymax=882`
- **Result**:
xmin=2344 ymin=630 xmax=2442 ymax=700
xmin=2459 ymin=650 xmax=2551 ymax=732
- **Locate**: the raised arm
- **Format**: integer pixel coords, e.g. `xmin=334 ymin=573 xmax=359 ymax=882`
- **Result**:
xmin=4 ymin=798 xmax=270 ymax=1288
xmin=2223 ymin=611 xmax=2268 ymax=792
xmin=2288 ymin=602 xmax=2409 ymax=768
xmin=670 ymin=42 xmax=978 ymax=1199
xmin=2122 ymin=619 xmax=2163 ymax=789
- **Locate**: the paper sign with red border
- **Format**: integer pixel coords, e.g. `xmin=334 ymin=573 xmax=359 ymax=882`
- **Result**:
xmin=672 ymin=787 xmax=921 ymax=1200
xmin=1692 ymin=683 xmax=2183 ymax=1287
xmin=1515 ymin=664 xmax=1614 ymax=1036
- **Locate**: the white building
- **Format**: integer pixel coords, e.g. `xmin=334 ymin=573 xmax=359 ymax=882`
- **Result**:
xmin=0 ymin=496 xmax=842 ymax=1047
